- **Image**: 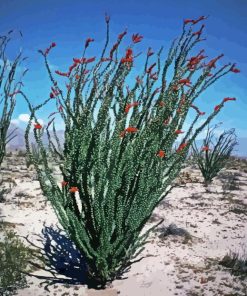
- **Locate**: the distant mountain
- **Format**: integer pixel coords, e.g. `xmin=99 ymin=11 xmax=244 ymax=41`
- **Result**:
xmin=5 ymin=124 xmax=247 ymax=157
xmin=5 ymin=123 xmax=65 ymax=151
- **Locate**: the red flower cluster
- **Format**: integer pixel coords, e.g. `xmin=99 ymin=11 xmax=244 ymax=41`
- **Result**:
xmin=120 ymin=126 xmax=138 ymax=138
xmin=175 ymin=129 xmax=184 ymax=135
xmin=85 ymin=38 xmax=94 ymax=48
xmin=146 ymin=63 xmax=156 ymax=74
xmin=55 ymin=70 xmax=69 ymax=77
xmin=201 ymin=146 xmax=210 ymax=151
xmin=178 ymin=78 xmax=191 ymax=86
xmin=192 ymin=25 xmax=205 ymax=38
xmin=156 ymin=150 xmax=165 ymax=158
xmin=50 ymin=87 xmax=60 ymax=98
xmin=187 ymin=50 xmax=207 ymax=70
xmin=118 ymin=29 xmax=127 ymax=41
xmin=34 ymin=123 xmax=42 ymax=129
xmin=44 ymin=42 xmax=56 ymax=56
xmin=214 ymin=105 xmax=221 ymax=112
xmin=121 ymin=48 xmax=133 ymax=64
xmin=205 ymin=54 xmax=224 ymax=69
xmin=184 ymin=16 xmax=207 ymax=25
xmin=147 ymin=47 xmax=154 ymax=57
xmin=230 ymin=64 xmax=240 ymax=73
xmin=132 ymin=33 xmax=143 ymax=43
xmin=125 ymin=102 xmax=140 ymax=113
xmin=176 ymin=142 xmax=187 ymax=153
xmin=69 ymin=187 xmax=79 ymax=193
xmin=223 ymin=97 xmax=236 ymax=103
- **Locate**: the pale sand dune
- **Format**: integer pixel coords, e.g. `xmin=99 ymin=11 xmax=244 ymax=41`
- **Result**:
xmin=0 ymin=153 xmax=247 ymax=295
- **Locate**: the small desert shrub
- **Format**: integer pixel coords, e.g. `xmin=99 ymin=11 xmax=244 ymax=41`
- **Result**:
xmin=192 ymin=124 xmax=237 ymax=186
xmin=17 ymin=150 xmax=26 ymax=157
xmin=220 ymin=251 xmax=247 ymax=277
xmin=222 ymin=172 xmax=240 ymax=192
xmin=0 ymin=225 xmax=31 ymax=295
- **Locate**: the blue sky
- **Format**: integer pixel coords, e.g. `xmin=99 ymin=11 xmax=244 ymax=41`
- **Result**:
xmin=1 ymin=0 xmax=246 ymax=140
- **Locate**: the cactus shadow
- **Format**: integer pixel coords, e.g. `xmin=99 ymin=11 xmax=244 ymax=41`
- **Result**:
xmin=28 ymin=223 xmax=90 ymax=290
xmin=42 ymin=224 xmax=88 ymax=282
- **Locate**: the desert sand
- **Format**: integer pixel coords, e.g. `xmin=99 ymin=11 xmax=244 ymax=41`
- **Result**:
xmin=0 ymin=152 xmax=246 ymax=295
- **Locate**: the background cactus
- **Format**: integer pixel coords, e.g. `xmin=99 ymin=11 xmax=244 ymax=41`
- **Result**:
xmin=21 ymin=15 xmax=239 ymax=287
xmin=192 ymin=124 xmax=237 ymax=186
xmin=0 ymin=30 xmax=26 ymax=168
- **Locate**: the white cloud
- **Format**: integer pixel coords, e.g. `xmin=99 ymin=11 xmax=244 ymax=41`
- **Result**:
xmin=37 ymin=118 xmax=44 ymax=125
xmin=10 ymin=119 xmax=20 ymax=126
xmin=18 ymin=113 xmax=30 ymax=122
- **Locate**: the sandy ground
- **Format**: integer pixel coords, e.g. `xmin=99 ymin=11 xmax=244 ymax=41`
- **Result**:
xmin=0 ymin=153 xmax=247 ymax=295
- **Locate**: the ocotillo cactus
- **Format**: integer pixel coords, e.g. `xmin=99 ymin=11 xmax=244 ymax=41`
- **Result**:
xmin=0 ymin=31 xmax=27 ymax=167
xmin=22 ymin=15 xmax=240 ymax=287
xmin=192 ymin=124 xmax=237 ymax=186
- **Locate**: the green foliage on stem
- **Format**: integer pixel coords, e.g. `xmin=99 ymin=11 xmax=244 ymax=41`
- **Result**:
xmin=192 ymin=124 xmax=237 ymax=186
xmin=22 ymin=17 xmax=237 ymax=287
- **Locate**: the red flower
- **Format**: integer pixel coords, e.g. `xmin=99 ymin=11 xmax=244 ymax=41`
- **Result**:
xmin=125 ymin=127 xmax=138 ymax=133
xmin=192 ymin=25 xmax=205 ymax=38
xmin=85 ymin=57 xmax=96 ymax=64
xmin=126 ymin=48 xmax=133 ymax=59
xmin=147 ymin=47 xmax=154 ymax=57
xmin=69 ymin=187 xmax=78 ymax=193
xmin=44 ymin=42 xmax=56 ymax=56
xmin=184 ymin=19 xmax=194 ymax=25
xmin=110 ymin=43 xmax=119 ymax=59
xmin=132 ymin=33 xmax=143 ymax=43
xmin=125 ymin=102 xmax=140 ymax=113
xmin=230 ymin=64 xmax=240 ymax=73
xmin=201 ymin=146 xmax=210 ymax=151
xmin=146 ymin=63 xmax=156 ymax=74
xmin=178 ymin=78 xmax=191 ymax=85
xmin=207 ymin=73 xmax=213 ymax=77
xmin=68 ymin=62 xmax=77 ymax=75
xmin=121 ymin=48 xmax=134 ymax=64
xmin=34 ymin=123 xmax=42 ymax=129
xmin=192 ymin=16 xmax=207 ymax=25
xmin=85 ymin=38 xmax=94 ymax=48
xmin=73 ymin=58 xmax=81 ymax=64
xmin=223 ymin=97 xmax=236 ymax=103
xmin=199 ymin=111 xmax=205 ymax=116
xmin=121 ymin=57 xmax=133 ymax=64
xmin=214 ymin=105 xmax=221 ymax=111
xmin=156 ymin=150 xmax=165 ymax=158
xmin=55 ymin=70 xmax=69 ymax=77
xmin=118 ymin=29 xmax=127 ymax=41
xmin=175 ymin=129 xmax=184 ymax=134
xmin=61 ymin=181 xmax=68 ymax=187
xmin=206 ymin=54 xmax=224 ymax=69
xmin=176 ymin=142 xmax=187 ymax=153
xmin=50 ymin=92 xmax=55 ymax=98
